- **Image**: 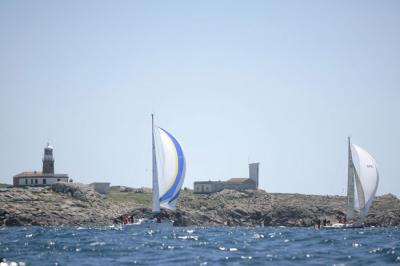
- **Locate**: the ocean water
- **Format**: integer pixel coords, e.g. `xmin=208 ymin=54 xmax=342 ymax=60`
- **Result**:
xmin=0 ymin=226 xmax=399 ymax=265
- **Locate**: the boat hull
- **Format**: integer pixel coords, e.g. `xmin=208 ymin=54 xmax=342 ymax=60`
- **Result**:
xmin=123 ymin=218 xmax=174 ymax=229
xmin=322 ymin=222 xmax=364 ymax=229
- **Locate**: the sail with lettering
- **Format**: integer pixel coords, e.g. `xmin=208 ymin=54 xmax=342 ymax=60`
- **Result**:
xmin=347 ymin=138 xmax=379 ymax=220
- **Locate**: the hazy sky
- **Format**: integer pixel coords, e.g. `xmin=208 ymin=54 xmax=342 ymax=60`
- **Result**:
xmin=1 ymin=1 xmax=399 ymax=196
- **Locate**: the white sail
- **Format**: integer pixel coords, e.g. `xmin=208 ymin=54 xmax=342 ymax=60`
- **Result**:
xmin=351 ymin=144 xmax=379 ymax=217
xmin=153 ymin=126 xmax=186 ymax=211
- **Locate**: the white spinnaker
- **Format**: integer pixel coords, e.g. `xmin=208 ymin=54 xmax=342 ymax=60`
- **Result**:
xmin=154 ymin=127 xmax=185 ymax=210
xmin=351 ymin=144 xmax=379 ymax=216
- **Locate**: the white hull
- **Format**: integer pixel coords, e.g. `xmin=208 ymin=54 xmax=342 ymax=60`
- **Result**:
xmin=322 ymin=222 xmax=364 ymax=229
xmin=124 ymin=218 xmax=174 ymax=229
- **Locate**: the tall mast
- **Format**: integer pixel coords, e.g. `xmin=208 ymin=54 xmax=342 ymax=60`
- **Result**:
xmin=152 ymin=114 xmax=160 ymax=213
xmin=346 ymin=136 xmax=355 ymax=219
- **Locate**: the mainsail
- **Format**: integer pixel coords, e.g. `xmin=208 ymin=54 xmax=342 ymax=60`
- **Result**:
xmin=347 ymin=139 xmax=379 ymax=219
xmin=152 ymin=115 xmax=186 ymax=212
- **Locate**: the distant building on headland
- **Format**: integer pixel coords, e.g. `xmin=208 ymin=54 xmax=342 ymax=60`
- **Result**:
xmin=13 ymin=144 xmax=69 ymax=187
xmin=193 ymin=163 xmax=260 ymax=194
xmin=248 ymin=162 xmax=259 ymax=188
xmin=90 ymin=182 xmax=110 ymax=194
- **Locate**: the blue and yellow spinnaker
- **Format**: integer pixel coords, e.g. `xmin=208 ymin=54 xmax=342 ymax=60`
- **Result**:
xmin=155 ymin=127 xmax=186 ymax=210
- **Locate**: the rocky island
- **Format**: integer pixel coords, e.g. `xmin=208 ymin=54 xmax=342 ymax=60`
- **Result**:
xmin=1 ymin=183 xmax=399 ymax=227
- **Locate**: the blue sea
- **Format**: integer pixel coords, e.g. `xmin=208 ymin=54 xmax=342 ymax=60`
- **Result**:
xmin=1 ymin=226 xmax=399 ymax=265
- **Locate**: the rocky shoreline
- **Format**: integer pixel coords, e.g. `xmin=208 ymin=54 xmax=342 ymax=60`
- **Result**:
xmin=0 ymin=183 xmax=132 ymax=227
xmin=1 ymin=183 xmax=399 ymax=227
xmin=117 ymin=189 xmax=400 ymax=227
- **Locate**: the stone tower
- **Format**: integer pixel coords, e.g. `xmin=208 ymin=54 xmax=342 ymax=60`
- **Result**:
xmin=42 ymin=143 xmax=54 ymax=174
xmin=249 ymin=162 xmax=259 ymax=189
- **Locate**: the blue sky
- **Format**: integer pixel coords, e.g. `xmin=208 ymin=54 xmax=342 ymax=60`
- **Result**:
xmin=1 ymin=1 xmax=399 ymax=196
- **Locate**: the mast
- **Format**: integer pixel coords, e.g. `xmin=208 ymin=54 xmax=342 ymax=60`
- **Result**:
xmin=347 ymin=136 xmax=355 ymax=220
xmin=152 ymin=114 xmax=160 ymax=213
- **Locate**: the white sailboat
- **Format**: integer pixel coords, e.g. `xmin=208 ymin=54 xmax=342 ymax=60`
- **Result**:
xmin=325 ymin=137 xmax=379 ymax=229
xmin=131 ymin=114 xmax=186 ymax=227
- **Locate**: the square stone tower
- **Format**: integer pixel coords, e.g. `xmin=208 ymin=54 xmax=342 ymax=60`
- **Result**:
xmin=249 ymin=162 xmax=259 ymax=189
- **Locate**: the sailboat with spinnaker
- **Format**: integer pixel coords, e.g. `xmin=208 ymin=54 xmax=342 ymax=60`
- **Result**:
xmin=130 ymin=114 xmax=186 ymax=227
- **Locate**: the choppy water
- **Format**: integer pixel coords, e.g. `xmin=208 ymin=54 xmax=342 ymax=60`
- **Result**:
xmin=1 ymin=226 xmax=399 ymax=265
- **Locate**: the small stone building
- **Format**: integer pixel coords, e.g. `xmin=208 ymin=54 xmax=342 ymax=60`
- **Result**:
xmin=13 ymin=171 xmax=68 ymax=186
xmin=224 ymin=178 xmax=257 ymax=190
xmin=194 ymin=178 xmax=256 ymax=194
xmin=90 ymin=182 xmax=110 ymax=194
xmin=194 ymin=181 xmax=223 ymax=194
xmin=193 ymin=163 xmax=260 ymax=194
xmin=13 ymin=144 xmax=69 ymax=187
